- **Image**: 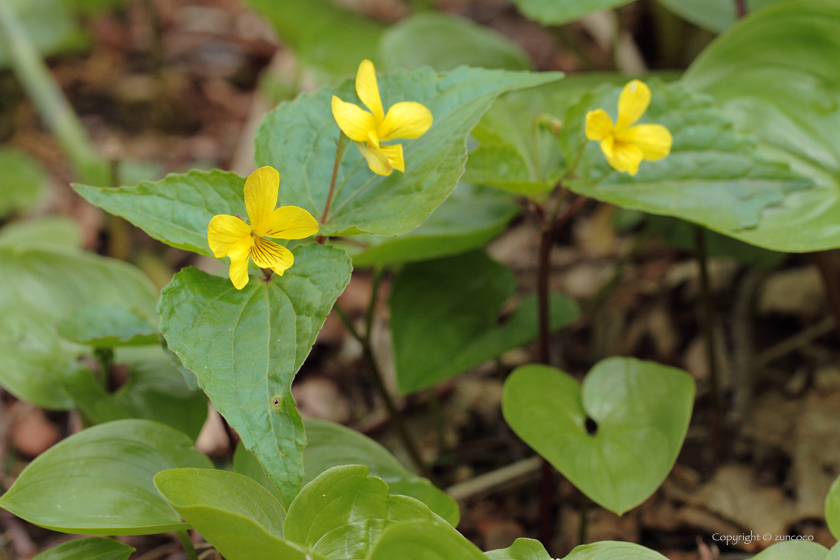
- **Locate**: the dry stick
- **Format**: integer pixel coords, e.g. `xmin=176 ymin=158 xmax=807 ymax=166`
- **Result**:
xmin=813 ymin=251 xmax=840 ymax=341
xmin=446 ymin=456 xmax=542 ymax=501
xmin=694 ymin=227 xmax=726 ymax=463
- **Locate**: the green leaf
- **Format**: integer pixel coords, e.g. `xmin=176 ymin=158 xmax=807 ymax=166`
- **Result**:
xmin=682 ymin=0 xmax=840 ymax=252
xmin=829 ymin=543 xmax=840 ymax=560
xmin=0 ymin=247 xmax=158 ymax=409
xmin=0 ymin=419 xmax=212 ymax=535
xmin=0 ymin=216 xmax=82 ymax=249
xmin=390 ymin=250 xmax=580 ymax=394
xmin=486 ymin=538 xmax=551 ymax=560
xmin=826 ymin=473 xmax=840 ymax=540
xmin=233 ymin=442 xmax=285 ymax=504
xmin=509 ymin=0 xmax=633 ymax=26
xmin=0 ymin=0 xmax=85 ymax=69
xmin=154 ymin=468 xmax=292 ymax=560
xmin=502 ymin=358 xmax=695 ymax=514
xmin=284 ymin=465 xmax=436 ymax=560
xmin=563 ymin=542 xmax=669 ymax=560
xmin=61 ymin=347 xmax=208 ymax=440
xmin=302 ymin=418 xmax=459 ymax=526
xmin=32 ymin=538 xmax=134 ymax=560
xmin=752 ymin=541 xmax=829 ymax=560
xmin=58 ymin=304 xmax=158 ymax=347
xmin=378 ymin=13 xmax=532 ymax=72
xmin=0 ymin=147 xmax=48 ymax=215
xmin=74 ymin=170 xmax=245 ymax=257
xmin=244 ymin=0 xmax=384 ymax=80
xmin=369 ymin=519 xmax=487 ymax=560
xmin=563 ymin=80 xmax=812 ymax=235
xmin=255 ymin=66 xmax=563 ymax=237
xmin=656 ymin=0 xmax=785 ymax=33
xmin=159 ymin=243 xmax=353 ymax=509
xmin=346 ymin=184 xmax=520 ymax=268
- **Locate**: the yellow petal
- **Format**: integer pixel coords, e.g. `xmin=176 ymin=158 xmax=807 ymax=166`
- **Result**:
xmin=356 ymin=59 xmax=384 ymax=124
xmin=258 ymin=206 xmax=320 ymax=239
xmin=380 ymin=143 xmax=405 ymax=173
xmin=600 ymin=136 xmax=644 ymax=176
xmin=207 ymin=214 xmax=252 ymax=258
xmin=616 ymin=80 xmax=651 ymax=131
xmin=332 ymin=96 xmax=377 ymax=142
xmin=585 ymin=109 xmax=614 ymax=141
xmin=249 ymin=236 xmax=294 ymax=275
xmin=615 ymin=124 xmax=673 ymax=161
xmin=379 ymin=102 xmax=433 ymax=142
xmin=356 ymin=141 xmax=393 ymax=176
xmin=228 ymin=244 xmax=251 ymax=290
xmin=245 ymin=167 xmax=280 ymax=233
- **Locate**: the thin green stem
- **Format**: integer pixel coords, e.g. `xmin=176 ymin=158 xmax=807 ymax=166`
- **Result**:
xmin=321 ymin=131 xmax=345 ymax=225
xmin=364 ymin=268 xmax=384 ymax=345
xmin=177 ymin=530 xmax=199 ymax=560
xmin=0 ymin=1 xmax=105 ymax=185
xmin=531 ymin=116 xmax=544 ymax=183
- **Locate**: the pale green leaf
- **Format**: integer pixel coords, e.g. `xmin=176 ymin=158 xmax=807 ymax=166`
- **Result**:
xmin=0 ymin=147 xmax=48 ymax=215
xmin=826 ymin=473 xmax=840 ymax=540
xmin=510 ymin=0 xmax=633 ymax=26
xmin=752 ymin=541 xmax=829 ymax=560
xmin=0 ymin=216 xmax=82 ymax=249
xmin=564 ymin=542 xmax=669 ymax=560
xmin=368 ymin=519 xmax=487 ymax=560
xmin=486 ymin=538 xmax=551 ymax=560
xmin=32 ymin=538 xmax=134 ymax=560
xmin=58 ymin=304 xmax=158 ymax=347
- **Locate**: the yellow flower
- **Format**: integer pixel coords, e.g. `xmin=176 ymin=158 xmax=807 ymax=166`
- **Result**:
xmin=207 ymin=166 xmax=319 ymax=290
xmin=585 ymin=80 xmax=673 ymax=176
xmin=331 ymin=59 xmax=433 ymax=176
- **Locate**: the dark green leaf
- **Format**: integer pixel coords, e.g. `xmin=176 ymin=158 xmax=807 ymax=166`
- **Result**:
xmin=486 ymin=538 xmax=551 ymax=560
xmin=378 ymin=13 xmax=532 ymax=72
xmin=0 ymin=419 xmax=212 ymax=535
xmin=509 ymin=0 xmax=633 ymax=26
xmin=255 ymin=66 xmax=563 ymax=237
xmin=58 ymin=304 xmax=158 ymax=347
xmin=502 ymin=358 xmax=695 ymax=514
xmin=682 ymin=0 xmax=840 ymax=252
xmin=32 ymin=538 xmax=134 ymax=560
xmin=284 ymin=465 xmax=435 ymax=560
xmin=0 ymin=147 xmax=48 ymax=215
xmin=369 ymin=519 xmax=486 ymax=560
xmin=390 ymin=251 xmax=580 ymax=394
xmin=159 ymin=243 xmax=352 ymax=509
xmin=233 ymin=442 xmax=285 ymax=504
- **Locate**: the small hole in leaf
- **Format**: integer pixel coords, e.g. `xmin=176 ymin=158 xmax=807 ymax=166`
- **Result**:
xmin=585 ymin=417 xmax=598 ymax=436
xmin=272 ymin=397 xmax=281 ymax=408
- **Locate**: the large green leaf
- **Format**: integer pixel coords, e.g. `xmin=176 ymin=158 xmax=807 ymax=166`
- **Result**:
xmin=346 ymin=184 xmax=520 ymax=268
xmin=159 ymin=243 xmax=352 ymax=509
xmin=32 ymin=538 xmax=134 ymax=560
xmin=563 ymin=80 xmax=812 ymax=236
xmin=58 ymin=303 xmax=158 ymax=347
xmin=154 ymin=468 xmax=292 ymax=560
xmin=486 ymin=539 xmax=551 ymax=560
xmin=0 ymin=147 xmax=48 ymax=216
xmin=378 ymin=13 xmax=532 ymax=72
xmin=0 ymin=216 xmax=82 ymax=249
xmin=73 ymin=170 xmax=245 ymax=257
xmin=254 ymin=66 xmax=563 ymax=238
xmin=369 ymin=519 xmax=486 ymax=560
xmin=0 ymin=247 xmax=158 ymax=409
xmin=510 ymin=0 xmax=633 ymax=26
xmin=244 ymin=0 xmax=383 ymax=80
xmin=656 ymin=0 xmax=785 ymax=33
xmin=563 ymin=542 xmax=669 ymax=560
xmin=302 ymin=418 xmax=459 ymax=526
xmin=828 ymin=543 xmax=840 ymax=560
xmin=0 ymin=420 xmax=212 ymax=535
xmin=284 ymin=465 xmax=436 ymax=560
xmin=752 ymin=542 xmax=829 ymax=560
xmin=390 ymin=250 xmax=580 ymax=394
xmin=826 ymin=473 xmax=840 ymax=540
xmin=502 ymin=358 xmax=695 ymax=514
xmin=682 ymin=0 xmax=840 ymax=252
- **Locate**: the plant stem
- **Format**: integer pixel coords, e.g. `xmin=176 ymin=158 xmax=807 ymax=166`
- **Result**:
xmin=734 ymin=0 xmax=748 ymax=19
xmin=177 ymin=530 xmax=199 ymax=560
xmin=108 ymin=158 xmax=130 ymax=260
xmin=578 ymin=493 xmax=588 ymax=545
xmin=0 ymin=1 xmax=106 ymax=185
xmin=321 ymin=131 xmax=345 ymax=225
xmin=694 ymin=226 xmax=725 ymax=462
xmin=813 ymin=251 xmax=840 ymax=341
xmin=333 ymin=301 xmax=433 ymax=481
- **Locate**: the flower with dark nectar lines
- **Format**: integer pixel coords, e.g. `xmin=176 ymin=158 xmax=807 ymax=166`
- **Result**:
xmin=207 ymin=166 xmax=319 ymax=290
xmin=585 ymin=80 xmax=672 ymax=176
xmin=331 ymin=59 xmax=433 ymax=176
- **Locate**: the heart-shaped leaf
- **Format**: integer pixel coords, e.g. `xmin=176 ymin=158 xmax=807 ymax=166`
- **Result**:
xmin=159 ymin=243 xmax=352 ymax=509
xmin=154 ymin=468 xmax=293 ymax=560
xmin=563 ymin=542 xmax=669 ymax=560
xmin=284 ymin=465 xmax=435 ymax=560
xmin=369 ymin=519 xmax=486 ymax=560
xmin=390 ymin=250 xmax=580 ymax=394
xmin=0 ymin=419 xmax=212 ymax=535
xmin=486 ymin=538 xmax=551 ymax=560
xmin=682 ymin=0 xmax=840 ymax=252
xmin=502 ymin=358 xmax=695 ymax=514
xmin=752 ymin=542 xmax=829 ymax=560
xmin=32 ymin=538 xmax=135 ymax=560
xmin=254 ymin=66 xmax=562 ymax=237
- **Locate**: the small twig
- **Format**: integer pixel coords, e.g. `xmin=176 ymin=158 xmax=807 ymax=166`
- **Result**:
xmin=446 ymin=457 xmax=542 ymax=501
xmin=755 ymin=316 xmax=836 ymax=368
xmin=178 ymin=530 xmax=199 ymax=560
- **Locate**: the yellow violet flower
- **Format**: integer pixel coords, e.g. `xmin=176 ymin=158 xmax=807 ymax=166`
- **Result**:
xmin=585 ymin=80 xmax=673 ymax=176
xmin=207 ymin=166 xmax=319 ymax=290
xmin=331 ymin=59 xmax=433 ymax=176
